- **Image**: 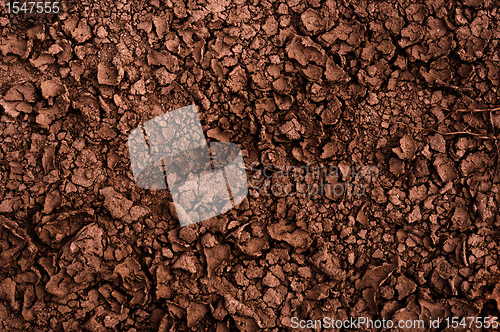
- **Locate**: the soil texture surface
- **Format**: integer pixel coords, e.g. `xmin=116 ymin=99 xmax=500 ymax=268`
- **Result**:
xmin=1 ymin=0 xmax=500 ymax=331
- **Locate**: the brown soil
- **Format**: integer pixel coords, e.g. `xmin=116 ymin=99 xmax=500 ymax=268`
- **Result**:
xmin=1 ymin=0 xmax=500 ymax=331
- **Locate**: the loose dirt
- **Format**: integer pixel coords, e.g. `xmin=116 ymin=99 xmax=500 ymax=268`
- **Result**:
xmin=1 ymin=0 xmax=500 ymax=331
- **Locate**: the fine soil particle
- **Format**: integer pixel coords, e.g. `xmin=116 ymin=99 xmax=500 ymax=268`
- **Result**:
xmin=1 ymin=0 xmax=500 ymax=331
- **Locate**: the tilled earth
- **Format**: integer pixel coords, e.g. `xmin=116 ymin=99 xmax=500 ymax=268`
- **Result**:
xmin=1 ymin=0 xmax=500 ymax=331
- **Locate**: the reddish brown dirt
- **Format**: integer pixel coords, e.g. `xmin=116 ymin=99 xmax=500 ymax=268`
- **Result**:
xmin=1 ymin=0 xmax=500 ymax=331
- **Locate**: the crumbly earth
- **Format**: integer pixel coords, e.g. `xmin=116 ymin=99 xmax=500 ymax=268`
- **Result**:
xmin=1 ymin=0 xmax=500 ymax=331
